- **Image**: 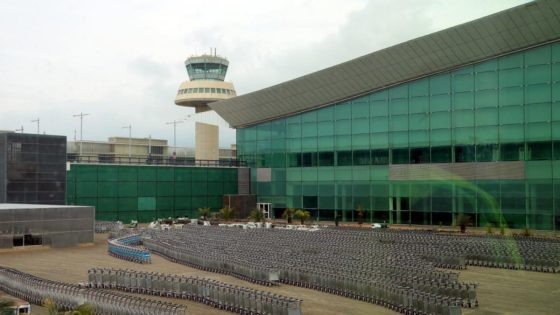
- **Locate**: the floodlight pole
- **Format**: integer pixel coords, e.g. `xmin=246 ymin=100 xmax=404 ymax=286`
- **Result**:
xmin=15 ymin=126 xmax=24 ymax=133
xmin=73 ymin=113 xmax=89 ymax=156
xmin=31 ymin=118 xmax=40 ymax=134
xmin=122 ymin=125 xmax=132 ymax=157
xmin=166 ymin=120 xmax=184 ymax=156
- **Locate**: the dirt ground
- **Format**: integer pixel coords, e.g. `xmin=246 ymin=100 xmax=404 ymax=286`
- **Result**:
xmin=1 ymin=234 xmax=559 ymax=315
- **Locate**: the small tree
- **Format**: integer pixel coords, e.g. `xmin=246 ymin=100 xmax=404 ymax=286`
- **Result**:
xmin=197 ymin=207 xmax=211 ymax=220
xmin=282 ymin=208 xmax=295 ymax=224
xmin=486 ymin=223 xmax=494 ymax=235
xmin=355 ymin=205 xmax=365 ymax=225
xmin=219 ymin=206 xmax=235 ymax=222
xmin=0 ymin=299 xmax=15 ymax=315
xmin=248 ymin=208 xmax=265 ymax=222
xmin=294 ymin=209 xmax=311 ymax=225
xmin=456 ymin=214 xmax=472 ymax=233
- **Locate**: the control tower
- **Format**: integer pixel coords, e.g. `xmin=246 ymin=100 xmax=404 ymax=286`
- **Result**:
xmin=175 ymin=52 xmax=236 ymax=113
xmin=174 ymin=50 xmax=236 ymax=161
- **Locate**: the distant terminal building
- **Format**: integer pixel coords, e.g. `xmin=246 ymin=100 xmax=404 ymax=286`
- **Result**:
xmin=211 ymin=0 xmax=560 ymax=230
xmin=175 ymin=51 xmax=237 ymax=161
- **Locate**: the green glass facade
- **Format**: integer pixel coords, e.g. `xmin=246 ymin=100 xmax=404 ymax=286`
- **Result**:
xmin=237 ymin=42 xmax=560 ymax=230
xmin=66 ymin=164 xmax=238 ymax=222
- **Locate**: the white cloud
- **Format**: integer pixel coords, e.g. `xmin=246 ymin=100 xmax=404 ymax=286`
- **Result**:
xmin=0 ymin=0 xmax=530 ymax=147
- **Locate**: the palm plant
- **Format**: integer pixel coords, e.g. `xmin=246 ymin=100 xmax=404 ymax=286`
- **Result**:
xmin=44 ymin=297 xmax=59 ymax=315
xmin=456 ymin=214 xmax=472 ymax=233
xmin=248 ymin=208 xmax=265 ymax=222
xmin=0 ymin=299 xmax=15 ymax=315
xmin=282 ymin=208 xmax=295 ymax=224
xmin=219 ymin=206 xmax=235 ymax=221
xmin=294 ymin=209 xmax=311 ymax=225
xmin=67 ymin=303 xmax=94 ymax=315
xmin=197 ymin=207 xmax=211 ymax=220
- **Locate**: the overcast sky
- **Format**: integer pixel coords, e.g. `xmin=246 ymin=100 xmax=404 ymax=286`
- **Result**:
xmin=0 ymin=0 xmax=531 ymax=148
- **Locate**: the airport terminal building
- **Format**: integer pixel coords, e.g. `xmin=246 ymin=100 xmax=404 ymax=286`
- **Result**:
xmin=211 ymin=0 xmax=560 ymax=230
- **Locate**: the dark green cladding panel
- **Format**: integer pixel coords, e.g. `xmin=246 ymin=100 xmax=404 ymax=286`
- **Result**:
xmin=97 ymin=212 xmax=118 ymax=221
xmin=76 ymin=181 xmax=97 ymax=197
xmin=76 ymin=165 xmax=97 ymax=181
xmin=118 ymin=182 xmax=137 ymax=197
xmin=158 ymin=210 xmax=174 ymax=219
xmin=191 ymin=196 xmax=207 ymax=209
xmin=138 ymin=167 xmax=157 ymax=181
xmin=138 ymin=197 xmax=156 ymax=211
xmin=119 ymin=211 xmax=138 ymax=223
xmin=98 ymin=198 xmax=118 ymax=212
xmin=118 ymin=166 xmax=137 ymax=181
xmin=98 ymin=182 xmax=118 ymax=197
xmin=138 ymin=182 xmax=157 ymax=197
xmin=174 ymin=168 xmax=192 ymax=181
xmin=76 ymin=197 xmax=97 ymax=208
xmin=98 ymin=166 xmax=118 ymax=181
xmin=174 ymin=182 xmax=191 ymax=196
xmin=207 ymin=169 xmax=223 ymax=181
xmin=174 ymin=197 xmax=191 ymax=209
xmin=157 ymin=197 xmax=174 ymax=210
xmin=137 ymin=211 xmax=157 ymax=223
xmin=208 ymin=182 xmax=223 ymax=195
xmin=192 ymin=182 xmax=207 ymax=195
xmin=118 ymin=197 xmax=137 ymax=211
xmin=157 ymin=182 xmax=174 ymax=196
xmin=191 ymin=168 xmax=207 ymax=181
xmin=157 ymin=167 xmax=174 ymax=181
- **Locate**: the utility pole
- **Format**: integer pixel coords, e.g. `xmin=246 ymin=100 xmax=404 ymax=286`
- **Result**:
xmin=31 ymin=118 xmax=40 ymax=134
xmin=15 ymin=126 xmax=24 ymax=133
xmin=166 ymin=120 xmax=184 ymax=157
xmin=73 ymin=113 xmax=90 ymax=156
xmin=122 ymin=125 xmax=132 ymax=157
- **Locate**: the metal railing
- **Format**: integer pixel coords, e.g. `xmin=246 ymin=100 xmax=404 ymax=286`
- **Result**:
xmin=67 ymin=154 xmax=246 ymax=167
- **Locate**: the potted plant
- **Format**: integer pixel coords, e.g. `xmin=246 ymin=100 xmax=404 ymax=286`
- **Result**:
xmin=294 ymin=209 xmax=311 ymax=225
xmin=282 ymin=208 xmax=295 ymax=224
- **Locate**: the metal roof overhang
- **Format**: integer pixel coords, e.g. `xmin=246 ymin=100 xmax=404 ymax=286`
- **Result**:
xmin=210 ymin=0 xmax=560 ymax=128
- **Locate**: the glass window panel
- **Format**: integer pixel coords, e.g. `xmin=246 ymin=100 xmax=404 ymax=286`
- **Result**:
xmin=452 ymin=74 xmax=474 ymax=92
xmin=287 ymin=138 xmax=301 ymax=152
xmin=409 ymin=113 xmax=429 ymax=130
xmin=553 ymin=42 xmax=560 ymax=62
xmin=554 ymin=141 xmax=560 ymax=160
xmin=431 ymin=112 xmax=451 ymax=129
xmin=476 ymin=144 xmax=499 ymax=162
xmin=409 ymin=130 xmax=429 ymax=147
xmin=526 ymin=123 xmax=551 ymax=141
xmin=336 ymin=135 xmax=351 ymax=150
xmin=475 ymin=108 xmax=498 ymax=126
xmin=525 ymin=102 xmax=551 ymax=123
xmin=390 ymin=99 xmax=408 ymax=115
xmin=453 ymin=92 xmax=474 ymax=110
xmin=526 ymin=84 xmax=551 ymax=104
xmin=431 ymin=128 xmax=451 ymax=145
xmin=528 ymin=141 xmax=552 ymax=160
xmin=301 ymin=123 xmax=317 ymax=137
xmin=526 ymin=64 xmax=550 ymax=85
xmin=335 ymin=102 xmax=351 ymax=119
xmin=301 ymin=153 xmax=318 ymax=167
xmin=352 ymin=118 xmax=369 ymax=134
xmin=317 ymin=136 xmax=334 ymax=150
xmin=286 ymin=115 xmax=300 ymax=125
xmin=371 ymin=149 xmax=389 ymax=165
xmin=475 ymin=59 xmax=498 ymax=72
xmin=409 ymin=79 xmax=429 ymax=97
xmin=525 ymin=45 xmax=551 ymax=66
xmin=301 ymin=111 xmax=317 ymax=123
xmin=500 ymin=105 xmax=524 ymax=125
xmin=454 ymin=127 xmax=474 ymax=144
xmin=335 ymin=119 xmax=351 ymax=135
xmin=257 ymin=122 xmax=271 ymax=140
xmin=336 ymin=151 xmax=352 ymax=166
xmin=475 ymin=89 xmax=498 ymax=108
xmin=454 ymin=65 xmax=474 ymax=75
xmin=455 ymin=145 xmax=475 ymax=162
xmin=453 ymin=110 xmax=474 ymax=127
xmin=352 ymin=103 xmax=369 ymax=119
xmin=353 ymin=150 xmax=370 ymax=165
xmin=391 ymin=131 xmax=408 ymax=147
xmin=318 ymin=152 xmax=334 ymax=166
xmin=287 ymin=123 xmax=301 ymax=138
xmin=475 ymin=71 xmax=498 ymax=90
xmin=553 ymin=102 xmax=560 ymax=121
xmin=430 ymin=74 xmax=450 ymax=95
xmin=371 ymin=133 xmax=389 ymax=149
xmin=499 ymin=86 xmax=524 ymax=106
xmin=475 ymin=126 xmax=498 ymax=144
xmin=370 ymin=100 xmax=388 ymax=117
xmin=499 ymin=52 xmax=524 ymax=69
xmin=410 ymin=147 xmax=430 ymax=164
xmin=409 ymin=96 xmax=429 ymax=113
xmin=392 ymin=148 xmax=409 ymax=164
xmin=390 ymin=115 xmax=408 ymax=131
xmin=554 ymin=83 xmax=560 ymax=102
xmin=371 ymin=90 xmax=388 ymax=101
xmin=301 ymin=137 xmax=317 ymax=151
xmin=499 ymin=68 xmax=523 ymax=88
xmin=552 ymin=63 xmax=560 ymax=82
xmin=431 ymin=146 xmax=452 ymax=163
xmin=500 ymin=124 xmax=524 ymax=142
xmin=244 ymin=127 xmax=257 ymax=141
xmin=371 ymin=116 xmax=389 ymax=132
xmin=389 ymin=85 xmax=408 ymax=99
xmin=318 ymin=121 xmax=334 ymax=136
xmin=352 ymin=134 xmax=369 ymax=149
xmin=500 ymin=143 xmax=525 ymax=161
xmin=318 ymin=106 xmax=334 ymax=121
xmin=430 ymin=94 xmax=451 ymax=112
xmin=287 ymin=153 xmax=301 ymax=167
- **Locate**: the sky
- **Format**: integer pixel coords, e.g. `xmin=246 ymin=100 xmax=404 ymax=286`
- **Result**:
xmin=0 ymin=0 xmax=531 ymax=148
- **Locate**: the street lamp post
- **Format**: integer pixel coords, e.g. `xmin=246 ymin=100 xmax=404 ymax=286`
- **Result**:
xmin=31 ymin=118 xmax=40 ymax=134
xmin=122 ymin=125 xmax=132 ymax=158
xmin=166 ymin=120 xmax=184 ymax=158
xmin=73 ymin=113 xmax=90 ymax=156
